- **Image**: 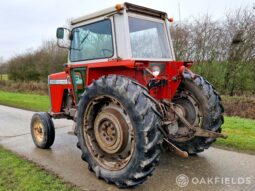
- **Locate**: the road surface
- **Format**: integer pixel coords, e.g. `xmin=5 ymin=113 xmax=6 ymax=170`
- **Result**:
xmin=0 ymin=105 xmax=254 ymax=191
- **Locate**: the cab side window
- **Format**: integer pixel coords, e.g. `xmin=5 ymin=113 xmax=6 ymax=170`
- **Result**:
xmin=70 ymin=19 xmax=114 ymax=62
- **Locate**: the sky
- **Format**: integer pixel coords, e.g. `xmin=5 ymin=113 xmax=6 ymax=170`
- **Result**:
xmin=0 ymin=0 xmax=254 ymax=62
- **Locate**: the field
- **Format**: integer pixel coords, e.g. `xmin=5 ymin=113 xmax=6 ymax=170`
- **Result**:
xmin=216 ymin=116 xmax=255 ymax=154
xmin=0 ymin=91 xmax=49 ymax=112
xmin=0 ymin=74 xmax=8 ymax=81
xmin=0 ymin=147 xmax=78 ymax=191
xmin=0 ymin=90 xmax=254 ymax=154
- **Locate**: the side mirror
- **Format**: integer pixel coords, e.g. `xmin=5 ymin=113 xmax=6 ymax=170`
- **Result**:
xmin=56 ymin=28 xmax=65 ymax=39
xmin=56 ymin=27 xmax=71 ymax=48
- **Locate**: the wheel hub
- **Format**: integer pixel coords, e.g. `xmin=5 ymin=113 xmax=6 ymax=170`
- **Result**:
xmin=171 ymin=91 xmax=202 ymax=142
xmin=94 ymin=108 xmax=128 ymax=154
xmin=175 ymin=104 xmax=186 ymax=118
xmin=33 ymin=120 xmax=44 ymax=143
xmin=83 ymin=96 xmax=135 ymax=170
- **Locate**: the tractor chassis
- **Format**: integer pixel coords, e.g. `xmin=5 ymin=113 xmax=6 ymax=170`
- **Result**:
xmin=157 ymin=99 xmax=227 ymax=157
xmin=48 ymin=94 xmax=227 ymax=158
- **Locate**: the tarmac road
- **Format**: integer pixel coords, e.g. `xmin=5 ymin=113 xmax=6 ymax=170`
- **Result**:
xmin=0 ymin=105 xmax=254 ymax=191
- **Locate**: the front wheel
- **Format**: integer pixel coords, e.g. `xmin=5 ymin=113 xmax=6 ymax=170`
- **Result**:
xmin=76 ymin=75 xmax=162 ymax=188
xmin=30 ymin=112 xmax=55 ymax=149
xmin=172 ymin=74 xmax=224 ymax=154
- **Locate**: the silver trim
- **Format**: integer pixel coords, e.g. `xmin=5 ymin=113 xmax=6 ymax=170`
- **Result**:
xmin=49 ymin=79 xmax=70 ymax=85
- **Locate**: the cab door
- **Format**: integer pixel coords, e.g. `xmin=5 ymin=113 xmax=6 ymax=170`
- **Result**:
xmin=70 ymin=67 xmax=87 ymax=103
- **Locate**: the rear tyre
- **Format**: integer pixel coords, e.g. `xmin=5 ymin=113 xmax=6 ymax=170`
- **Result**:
xmin=172 ymin=74 xmax=224 ymax=154
xmin=77 ymin=75 xmax=162 ymax=188
xmin=31 ymin=112 xmax=55 ymax=149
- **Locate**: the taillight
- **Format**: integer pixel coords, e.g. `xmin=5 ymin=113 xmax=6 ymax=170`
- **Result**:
xmin=184 ymin=62 xmax=193 ymax=68
xmin=149 ymin=62 xmax=166 ymax=76
xmin=151 ymin=66 xmax=161 ymax=77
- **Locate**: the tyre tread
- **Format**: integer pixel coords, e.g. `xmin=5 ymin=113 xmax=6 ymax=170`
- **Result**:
xmin=76 ymin=75 xmax=161 ymax=188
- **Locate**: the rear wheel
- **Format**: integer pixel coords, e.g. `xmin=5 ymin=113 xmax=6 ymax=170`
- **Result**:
xmin=30 ymin=112 xmax=55 ymax=149
xmin=172 ymin=74 xmax=224 ymax=154
xmin=76 ymin=75 xmax=161 ymax=188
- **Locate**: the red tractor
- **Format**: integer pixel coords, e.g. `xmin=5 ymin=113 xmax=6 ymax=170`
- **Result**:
xmin=30 ymin=3 xmax=227 ymax=188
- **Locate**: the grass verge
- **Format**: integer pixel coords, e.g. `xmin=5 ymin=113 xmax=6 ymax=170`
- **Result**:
xmin=0 ymin=147 xmax=79 ymax=191
xmin=0 ymin=90 xmax=49 ymax=112
xmin=0 ymin=74 xmax=8 ymax=81
xmin=215 ymin=116 xmax=255 ymax=154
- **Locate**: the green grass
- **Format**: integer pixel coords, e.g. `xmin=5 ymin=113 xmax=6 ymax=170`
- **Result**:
xmin=215 ymin=116 xmax=255 ymax=154
xmin=0 ymin=147 xmax=79 ymax=191
xmin=0 ymin=90 xmax=49 ymax=112
xmin=0 ymin=74 xmax=8 ymax=81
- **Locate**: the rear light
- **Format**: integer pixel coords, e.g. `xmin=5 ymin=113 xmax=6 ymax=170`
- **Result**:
xmin=184 ymin=62 xmax=193 ymax=68
xmin=151 ymin=66 xmax=160 ymax=77
xmin=147 ymin=62 xmax=166 ymax=77
xmin=168 ymin=18 xmax=174 ymax=22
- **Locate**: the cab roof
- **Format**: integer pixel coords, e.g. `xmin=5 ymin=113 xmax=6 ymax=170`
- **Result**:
xmin=71 ymin=2 xmax=168 ymax=25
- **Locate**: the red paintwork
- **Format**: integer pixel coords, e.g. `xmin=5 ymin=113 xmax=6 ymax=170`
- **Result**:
xmin=150 ymin=61 xmax=184 ymax=99
xmin=48 ymin=60 xmax=186 ymax=113
xmin=48 ymin=72 xmax=72 ymax=113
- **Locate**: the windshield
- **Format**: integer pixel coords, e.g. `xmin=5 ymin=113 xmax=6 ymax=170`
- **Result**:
xmin=70 ymin=19 xmax=113 ymax=62
xmin=128 ymin=17 xmax=171 ymax=59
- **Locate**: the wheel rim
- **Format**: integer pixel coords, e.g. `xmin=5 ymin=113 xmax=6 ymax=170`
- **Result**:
xmin=83 ymin=96 xmax=135 ymax=171
xmin=172 ymin=90 xmax=203 ymax=142
xmin=33 ymin=119 xmax=44 ymax=143
xmin=94 ymin=106 xmax=129 ymax=154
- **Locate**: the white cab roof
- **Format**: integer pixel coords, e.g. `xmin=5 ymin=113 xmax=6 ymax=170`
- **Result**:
xmin=71 ymin=2 xmax=168 ymax=25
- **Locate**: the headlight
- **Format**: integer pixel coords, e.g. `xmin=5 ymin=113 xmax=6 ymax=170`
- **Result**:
xmin=151 ymin=66 xmax=160 ymax=77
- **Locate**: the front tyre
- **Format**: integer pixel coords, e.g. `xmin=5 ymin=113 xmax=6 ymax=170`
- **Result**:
xmin=77 ymin=75 xmax=162 ymax=188
xmin=30 ymin=112 xmax=55 ymax=149
xmin=172 ymin=75 xmax=224 ymax=154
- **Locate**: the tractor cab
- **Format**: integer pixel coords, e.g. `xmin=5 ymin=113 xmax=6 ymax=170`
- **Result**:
xmin=57 ymin=2 xmax=175 ymax=63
